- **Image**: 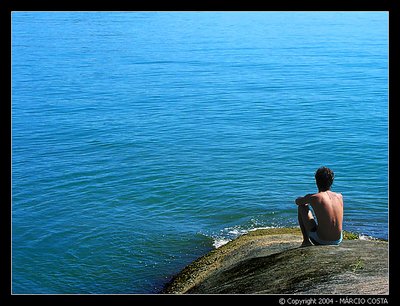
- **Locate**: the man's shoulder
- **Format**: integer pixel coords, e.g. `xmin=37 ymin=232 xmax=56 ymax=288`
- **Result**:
xmin=310 ymin=192 xmax=323 ymax=199
xmin=315 ymin=191 xmax=343 ymax=197
xmin=332 ymin=191 xmax=343 ymax=199
xmin=309 ymin=193 xmax=323 ymax=203
xmin=311 ymin=191 xmax=342 ymax=202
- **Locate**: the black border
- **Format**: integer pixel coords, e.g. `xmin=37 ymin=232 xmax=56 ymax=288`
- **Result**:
xmin=1 ymin=0 xmax=396 ymax=11
xmin=3 ymin=0 xmax=398 ymax=304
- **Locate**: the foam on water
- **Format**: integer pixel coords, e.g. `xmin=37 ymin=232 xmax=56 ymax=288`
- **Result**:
xmin=209 ymin=225 xmax=279 ymax=248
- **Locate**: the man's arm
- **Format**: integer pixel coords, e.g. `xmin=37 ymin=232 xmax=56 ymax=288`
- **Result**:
xmin=295 ymin=194 xmax=314 ymax=206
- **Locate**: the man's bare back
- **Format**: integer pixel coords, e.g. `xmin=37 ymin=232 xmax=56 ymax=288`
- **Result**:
xmin=295 ymin=167 xmax=344 ymax=246
xmin=308 ymin=191 xmax=343 ymax=241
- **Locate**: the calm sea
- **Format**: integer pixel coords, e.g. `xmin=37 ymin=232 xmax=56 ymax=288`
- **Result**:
xmin=12 ymin=12 xmax=388 ymax=294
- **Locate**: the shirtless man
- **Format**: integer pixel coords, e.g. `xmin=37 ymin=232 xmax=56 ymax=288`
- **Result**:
xmin=295 ymin=167 xmax=343 ymax=246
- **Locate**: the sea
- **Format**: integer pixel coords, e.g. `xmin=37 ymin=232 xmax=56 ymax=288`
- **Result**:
xmin=12 ymin=12 xmax=388 ymax=294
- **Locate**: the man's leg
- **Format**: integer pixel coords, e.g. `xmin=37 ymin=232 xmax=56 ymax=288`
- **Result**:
xmin=298 ymin=204 xmax=317 ymax=246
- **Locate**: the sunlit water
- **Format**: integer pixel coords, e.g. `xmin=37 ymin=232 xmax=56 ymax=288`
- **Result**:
xmin=12 ymin=12 xmax=388 ymax=293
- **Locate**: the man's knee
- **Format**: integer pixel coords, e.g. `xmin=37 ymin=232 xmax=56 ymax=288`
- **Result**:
xmin=298 ymin=205 xmax=315 ymax=222
xmin=298 ymin=204 xmax=310 ymax=214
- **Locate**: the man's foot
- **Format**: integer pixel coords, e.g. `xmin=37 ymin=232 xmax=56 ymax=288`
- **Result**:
xmin=300 ymin=239 xmax=313 ymax=247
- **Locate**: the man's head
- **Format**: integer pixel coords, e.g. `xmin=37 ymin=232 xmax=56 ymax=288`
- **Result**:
xmin=315 ymin=167 xmax=334 ymax=192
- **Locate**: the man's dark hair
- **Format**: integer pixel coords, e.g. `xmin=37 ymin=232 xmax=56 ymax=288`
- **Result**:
xmin=315 ymin=167 xmax=334 ymax=192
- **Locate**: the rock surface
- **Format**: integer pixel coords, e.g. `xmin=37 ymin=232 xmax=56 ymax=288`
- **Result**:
xmin=162 ymin=228 xmax=388 ymax=294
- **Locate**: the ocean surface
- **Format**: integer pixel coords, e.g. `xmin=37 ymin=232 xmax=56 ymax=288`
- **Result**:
xmin=12 ymin=12 xmax=388 ymax=294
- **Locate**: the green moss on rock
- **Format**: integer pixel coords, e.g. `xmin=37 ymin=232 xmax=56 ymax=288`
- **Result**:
xmin=342 ymin=231 xmax=359 ymax=240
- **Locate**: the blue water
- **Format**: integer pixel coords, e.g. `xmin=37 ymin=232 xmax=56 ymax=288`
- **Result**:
xmin=12 ymin=12 xmax=388 ymax=294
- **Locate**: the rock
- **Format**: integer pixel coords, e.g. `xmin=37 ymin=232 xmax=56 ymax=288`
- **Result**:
xmin=162 ymin=228 xmax=388 ymax=294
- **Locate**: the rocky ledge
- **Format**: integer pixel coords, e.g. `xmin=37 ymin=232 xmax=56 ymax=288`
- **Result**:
xmin=162 ymin=228 xmax=388 ymax=294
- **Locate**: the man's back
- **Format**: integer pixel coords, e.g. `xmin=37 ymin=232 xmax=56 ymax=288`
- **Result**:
xmin=311 ymin=191 xmax=343 ymax=241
